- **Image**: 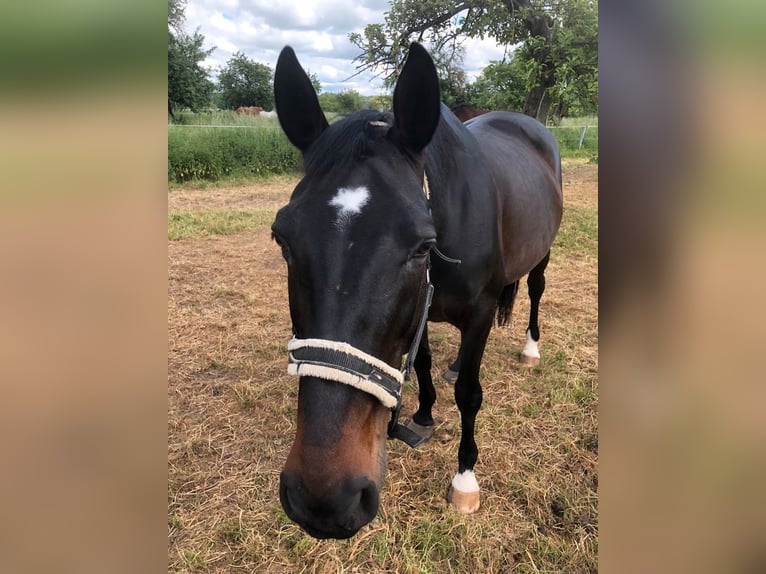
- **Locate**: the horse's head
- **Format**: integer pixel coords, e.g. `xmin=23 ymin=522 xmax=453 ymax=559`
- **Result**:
xmin=272 ymin=43 xmax=440 ymax=539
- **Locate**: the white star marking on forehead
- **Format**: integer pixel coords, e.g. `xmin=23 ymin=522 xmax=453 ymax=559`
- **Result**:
xmin=329 ymin=186 xmax=370 ymax=229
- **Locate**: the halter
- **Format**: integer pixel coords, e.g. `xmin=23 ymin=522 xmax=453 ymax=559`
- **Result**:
xmin=287 ymin=259 xmax=432 ymax=446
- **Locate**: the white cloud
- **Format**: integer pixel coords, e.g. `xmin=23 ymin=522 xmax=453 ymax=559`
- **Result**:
xmin=309 ymin=32 xmax=334 ymax=52
xmin=210 ymin=11 xmax=237 ymax=34
xmin=461 ymin=37 xmax=516 ymax=81
xmin=183 ymin=0 xmax=506 ymax=96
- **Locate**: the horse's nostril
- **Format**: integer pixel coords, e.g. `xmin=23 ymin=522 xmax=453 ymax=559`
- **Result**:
xmin=337 ymin=477 xmax=379 ymax=530
xmin=358 ymin=481 xmax=379 ymax=518
xmin=279 ymin=472 xmax=305 ymax=523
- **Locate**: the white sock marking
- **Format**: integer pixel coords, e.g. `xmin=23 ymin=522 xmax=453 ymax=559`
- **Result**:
xmin=451 ymin=470 xmax=480 ymax=493
xmin=522 ymin=328 xmax=540 ymax=359
xmin=329 ymin=186 xmax=370 ymax=228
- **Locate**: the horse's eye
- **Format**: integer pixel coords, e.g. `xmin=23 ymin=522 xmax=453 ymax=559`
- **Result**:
xmin=411 ymin=240 xmax=435 ymax=259
xmin=271 ymin=232 xmax=291 ymax=260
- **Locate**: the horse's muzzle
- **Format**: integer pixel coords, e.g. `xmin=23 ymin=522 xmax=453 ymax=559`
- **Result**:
xmin=279 ymin=472 xmax=380 ymax=539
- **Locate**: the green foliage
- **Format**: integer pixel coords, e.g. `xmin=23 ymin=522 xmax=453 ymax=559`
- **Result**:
xmin=335 ymin=89 xmax=365 ymax=113
xmin=368 ymin=95 xmax=393 ymax=111
xmin=317 ymin=90 xmax=366 ymax=113
xmin=168 ymin=0 xmax=214 ymax=115
xmin=468 ymin=59 xmax=527 ymax=111
xmin=168 ymin=30 xmax=214 ymax=114
xmin=168 ymin=122 xmax=300 ymax=183
xmin=420 ymin=43 xmax=472 ymax=107
xmin=316 ymin=93 xmax=337 ymax=112
xmin=434 ymin=51 xmax=472 ymax=107
xmin=516 ymin=0 xmax=599 ymax=120
xmin=349 ymin=0 xmax=598 ymax=123
xmin=306 ymin=70 xmax=322 ymax=94
xmin=218 ymin=52 xmax=274 ymax=110
xmin=168 ymin=0 xmax=185 ymax=33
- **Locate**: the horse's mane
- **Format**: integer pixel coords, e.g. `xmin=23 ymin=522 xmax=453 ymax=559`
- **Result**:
xmin=424 ymin=104 xmax=478 ymax=192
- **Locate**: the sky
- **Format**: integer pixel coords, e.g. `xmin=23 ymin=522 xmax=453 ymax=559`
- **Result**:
xmin=183 ymin=0 xmax=510 ymax=95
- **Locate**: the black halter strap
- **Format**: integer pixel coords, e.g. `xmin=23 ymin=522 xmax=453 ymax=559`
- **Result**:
xmin=402 ymin=263 xmax=434 ymax=381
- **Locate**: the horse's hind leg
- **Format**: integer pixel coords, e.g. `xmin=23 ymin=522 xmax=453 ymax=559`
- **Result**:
xmin=407 ymin=324 xmax=435 ymax=442
xmin=520 ymin=251 xmax=551 ymax=366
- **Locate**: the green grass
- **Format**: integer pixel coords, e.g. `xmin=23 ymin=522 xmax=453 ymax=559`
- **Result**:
xmin=554 ymin=115 xmax=598 ymax=127
xmin=216 ymin=519 xmax=244 ymax=544
xmin=168 ymin=124 xmax=300 ymax=183
xmin=168 ymin=112 xmax=597 ymax=186
xmin=171 ymin=110 xmax=276 ymax=127
xmin=181 ymin=548 xmax=208 ymax=571
xmin=550 ymin=126 xmax=598 ymax=162
xmin=554 ymin=205 xmax=598 ymax=258
xmin=168 ymin=209 xmax=275 ymax=240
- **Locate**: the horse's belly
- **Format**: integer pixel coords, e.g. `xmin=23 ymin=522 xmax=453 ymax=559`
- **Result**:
xmin=500 ymin=186 xmax=562 ymax=281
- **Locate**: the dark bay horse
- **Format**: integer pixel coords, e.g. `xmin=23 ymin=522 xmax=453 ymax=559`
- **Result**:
xmin=271 ymin=43 xmax=562 ymax=539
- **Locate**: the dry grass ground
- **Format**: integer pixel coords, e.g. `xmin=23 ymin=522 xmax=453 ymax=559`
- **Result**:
xmin=168 ymin=160 xmax=598 ymax=573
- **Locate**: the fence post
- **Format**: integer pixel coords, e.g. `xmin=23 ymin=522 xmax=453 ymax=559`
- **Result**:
xmin=578 ymin=125 xmax=588 ymax=149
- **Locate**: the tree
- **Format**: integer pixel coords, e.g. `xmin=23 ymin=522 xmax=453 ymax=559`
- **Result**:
xmin=368 ymin=95 xmax=393 ymax=112
xmin=168 ymin=0 xmax=185 ymax=33
xmin=430 ymin=45 xmax=472 ymax=107
xmin=467 ymin=59 xmax=526 ymax=111
xmin=218 ymin=52 xmax=274 ymax=111
xmin=168 ymin=32 xmax=215 ymax=117
xmin=317 ymin=90 xmax=366 ymax=114
xmin=335 ymin=90 xmax=365 ymax=112
xmin=349 ymin=0 xmax=598 ymax=124
xmin=306 ymin=71 xmax=322 ymax=94
xmin=168 ymin=0 xmax=214 ymax=117
xmin=525 ymin=0 xmax=598 ymax=119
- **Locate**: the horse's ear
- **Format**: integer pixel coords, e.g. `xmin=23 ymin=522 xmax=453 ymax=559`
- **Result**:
xmin=274 ymin=46 xmax=328 ymax=151
xmin=392 ymin=43 xmax=441 ymax=153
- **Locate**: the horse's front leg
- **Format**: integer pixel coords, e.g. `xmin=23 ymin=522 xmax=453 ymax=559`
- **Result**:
xmin=407 ymin=324 xmax=436 ymax=442
xmin=448 ymin=304 xmax=495 ymax=513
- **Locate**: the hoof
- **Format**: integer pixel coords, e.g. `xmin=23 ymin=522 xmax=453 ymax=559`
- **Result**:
xmin=405 ymin=419 xmax=434 ymax=443
xmin=519 ymin=353 xmax=540 ymax=367
xmin=447 ymin=486 xmax=481 ymax=513
xmin=443 ymin=369 xmax=458 ymax=384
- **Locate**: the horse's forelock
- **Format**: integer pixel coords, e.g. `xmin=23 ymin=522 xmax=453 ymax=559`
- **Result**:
xmin=302 ymin=110 xmax=394 ymax=178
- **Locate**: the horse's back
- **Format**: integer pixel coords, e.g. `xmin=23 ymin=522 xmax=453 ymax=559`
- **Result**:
xmin=466 ymin=111 xmax=563 ymax=282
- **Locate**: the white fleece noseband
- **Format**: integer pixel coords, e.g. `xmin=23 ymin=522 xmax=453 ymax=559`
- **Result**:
xmin=287 ymin=338 xmax=403 ymax=409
